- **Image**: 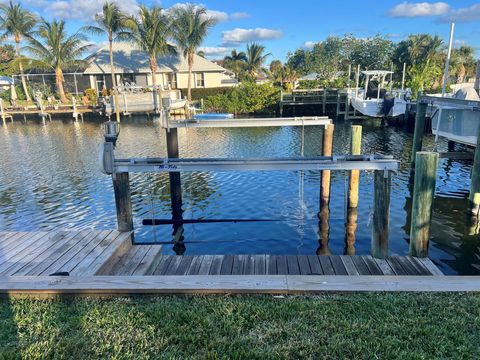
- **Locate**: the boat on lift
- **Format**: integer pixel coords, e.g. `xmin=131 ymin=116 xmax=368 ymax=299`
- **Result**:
xmin=429 ymin=89 xmax=480 ymax=147
xmin=349 ymin=70 xmax=411 ymax=118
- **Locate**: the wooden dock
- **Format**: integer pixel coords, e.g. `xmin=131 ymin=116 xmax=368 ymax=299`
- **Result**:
xmin=4 ymin=230 xmax=480 ymax=295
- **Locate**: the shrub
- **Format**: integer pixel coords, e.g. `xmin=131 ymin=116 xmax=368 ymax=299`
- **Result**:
xmin=203 ymin=82 xmax=280 ymax=115
xmin=84 ymin=88 xmax=97 ymax=104
xmin=181 ymin=87 xmax=231 ymax=100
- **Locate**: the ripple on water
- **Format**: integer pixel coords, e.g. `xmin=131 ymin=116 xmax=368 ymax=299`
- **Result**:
xmin=0 ymin=118 xmax=479 ymax=274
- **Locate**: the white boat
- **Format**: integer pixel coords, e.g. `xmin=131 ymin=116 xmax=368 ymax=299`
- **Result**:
xmin=349 ymin=70 xmax=411 ymax=118
xmin=109 ymin=88 xmax=187 ymax=113
xmin=430 ymin=89 xmax=480 ymax=147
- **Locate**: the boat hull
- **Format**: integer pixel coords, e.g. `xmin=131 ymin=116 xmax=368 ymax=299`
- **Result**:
xmin=350 ymin=97 xmax=407 ymax=118
xmin=432 ymin=107 xmax=480 ymax=146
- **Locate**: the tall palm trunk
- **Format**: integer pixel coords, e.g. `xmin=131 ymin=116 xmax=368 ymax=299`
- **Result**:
xmin=55 ymin=66 xmax=68 ymax=104
xmin=109 ymin=35 xmax=121 ymax=122
xmin=187 ymin=51 xmax=194 ymax=102
xmin=150 ymin=55 xmax=162 ymax=112
xmin=15 ymin=35 xmax=31 ymax=102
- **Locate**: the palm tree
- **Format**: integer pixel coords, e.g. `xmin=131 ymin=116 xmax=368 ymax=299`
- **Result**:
xmin=0 ymin=1 xmax=37 ymax=102
xmin=25 ymin=19 xmax=91 ymax=103
xmin=84 ymin=2 xmax=131 ymax=122
xmin=171 ymin=4 xmax=216 ymax=102
xmin=224 ymin=49 xmax=247 ymax=63
xmin=245 ymin=42 xmax=271 ymax=77
xmin=223 ymin=49 xmax=247 ymax=78
xmin=129 ymin=5 xmax=175 ymax=100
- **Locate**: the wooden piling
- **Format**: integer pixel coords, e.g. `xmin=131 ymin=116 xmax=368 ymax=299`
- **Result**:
xmin=371 ymin=170 xmax=391 ymax=258
xmin=112 ymin=172 xmax=133 ymax=232
xmin=410 ymin=92 xmax=427 ymax=166
xmin=320 ymin=124 xmax=334 ymax=206
xmin=468 ymin=125 xmax=480 ymax=219
xmin=409 ymin=152 xmax=438 ymax=258
xmin=335 ymin=92 xmax=341 ymax=118
xmin=345 ymin=208 xmax=357 ymax=255
xmin=166 ymin=128 xmax=184 ymax=223
xmin=322 ymin=89 xmax=327 ymax=114
xmin=348 ymin=125 xmax=362 ymax=208
xmin=344 ymin=95 xmax=350 ymax=120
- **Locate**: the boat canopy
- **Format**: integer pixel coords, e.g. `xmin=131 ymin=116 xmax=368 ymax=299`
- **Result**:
xmin=361 ymin=70 xmax=393 ymax=76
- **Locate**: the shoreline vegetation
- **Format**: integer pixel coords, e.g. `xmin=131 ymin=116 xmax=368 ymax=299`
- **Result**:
xmin=1 ymin=294 xmax=480 ymax=358
xmin=1 ymin=2 xmax=477 ymax=115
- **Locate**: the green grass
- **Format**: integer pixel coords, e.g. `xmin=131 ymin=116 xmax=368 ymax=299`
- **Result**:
xmin=1 ymin=293 xmax=480 ymax=359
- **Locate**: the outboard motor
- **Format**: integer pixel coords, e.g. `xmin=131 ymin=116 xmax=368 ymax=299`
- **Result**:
xmin=382 ymin=94 xmax=395 ymax=117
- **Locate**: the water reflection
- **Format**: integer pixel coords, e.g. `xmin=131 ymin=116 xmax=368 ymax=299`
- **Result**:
xmin=0 ymin=117 xmax=480 ymax=274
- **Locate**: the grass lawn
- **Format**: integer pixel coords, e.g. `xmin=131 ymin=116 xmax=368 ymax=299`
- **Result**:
xmin=1 ymin=293 xmax=479 ymax=359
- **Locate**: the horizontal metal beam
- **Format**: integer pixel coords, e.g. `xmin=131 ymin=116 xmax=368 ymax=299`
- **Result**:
xmin=112 ymin=155 xmax=398 ymax=173
xmin=166 ymin=116 xmax=331 ymax=129
xmin=421 ymin=95 xmax=480 ymax=110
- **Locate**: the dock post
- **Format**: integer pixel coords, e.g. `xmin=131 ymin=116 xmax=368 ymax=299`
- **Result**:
xmin=371 ymin=169 xmax=391 ymax=258
xmin=320 ymin=124 xmax=334 ymax=206
xmin=410 ymin=92 xmax=427 ymax=167
xmin=322 ymin=89 xmax=327 ymax=114
xmin=0 ymin=99 xmax=6 ymax=123
xmin=344 ymin=94 xmax=349 ymax=120
xmin=166 ymin=127 xmax=184 ymax=224
xmin=112 ymin=172 xmax=133 ymax=232
xmin=348 ymin=125 xmax=362 ymax=208
xmin=335 ymin=92 xmax=341 ymax=119
xmin=468 ymin=125 xmax=480 ymax=219
xmin=409 ymin=152 xmax=438 ymax=257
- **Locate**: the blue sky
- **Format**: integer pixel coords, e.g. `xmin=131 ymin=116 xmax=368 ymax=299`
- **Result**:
xmin=11 ymin=1 xmax=480 ymax=60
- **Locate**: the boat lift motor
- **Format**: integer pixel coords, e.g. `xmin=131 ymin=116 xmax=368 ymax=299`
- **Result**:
xmin=99 ymin=121 xmax=119 ymax=175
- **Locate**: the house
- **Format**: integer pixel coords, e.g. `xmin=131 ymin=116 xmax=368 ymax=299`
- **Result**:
xmin=83 ymin=42 xmax=237 ymax=93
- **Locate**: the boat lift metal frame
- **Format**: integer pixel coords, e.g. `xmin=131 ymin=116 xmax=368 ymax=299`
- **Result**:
xmin=163 ymin=116 xmax=332 ymax=129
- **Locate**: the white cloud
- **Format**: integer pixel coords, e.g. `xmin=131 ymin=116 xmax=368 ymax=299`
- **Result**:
xmin=38 ymin=0 xmax=139 ymax=20
xmin=388 ymin=2 xmax=450 ymax=17
xmin=170 ymin=3 xmax=248 ymax=22
xmin=230 ymin=12 xmax=250 ymax=20
xmin=222 ymin=28 xmax=282 ymax=46
xmin=303 ymin=41 xmax=316 ymax=49
xmin=198 ymin=46 xmax=231 ymax=57
xmin=442 ymin=4 xmax=480 ymax=23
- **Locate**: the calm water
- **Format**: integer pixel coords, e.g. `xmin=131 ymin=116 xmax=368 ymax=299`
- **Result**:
xmin=1 ymin=117 xmax=479 ymax=275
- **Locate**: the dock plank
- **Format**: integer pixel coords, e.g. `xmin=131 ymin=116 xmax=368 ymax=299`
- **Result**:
xmin=133 ymin=246 xmax=163 ymax=275
xmin=330 ymin=256 xmax=347 ymax=275
xmin=176 ymin=256 xmax=195 ymax=275
xmin=197 ymin=255 xmax=214 ymax=275
xmin=243 ymin=255 xmax=255 ymax=275
xmin=1 ymin=231 xmax=72 ymax=275
xmin=208 ymin=255 xmax=224 ymax=275
xmin=254 ymin=255 xmax=266 ymax=275
xmin=298 ymin=256 xmax=311 ymax=275
xmin=339 ymin=255 xmax=359 ymax=275
xmin=286 ymin=255 xmax=300 ymax=275
xmin=187 ymin=256 xmax=204 ymax=275
xmin=266 ymin=255 xmax=277 ymax=275
xmin=307 ymin=255 xmax=323 ymax=275
xmin=362 ymin=256 xmax=383 ymax=275
xmin=51 ymin=231 xmax=111 ymax=275
xmin=318 ymin=256 xmax=335 ymax=275
xmin=351 ymin=256 xmax=370 ymax=275
xmin=73 ymin=231 xmax=132 ymax=276
xmin=21 ymin=230 xmax=94 ymax=276
xmin=219 ymin=255 xmax=234 ymax=275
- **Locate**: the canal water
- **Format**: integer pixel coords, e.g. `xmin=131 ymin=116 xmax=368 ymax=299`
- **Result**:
xmin=0 ymin=117 xmax=479 ymax=275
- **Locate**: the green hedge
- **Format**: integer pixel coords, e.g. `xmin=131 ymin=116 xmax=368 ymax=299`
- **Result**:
xmin=180 ymin=87 xmax=232 ymax=101
xmin=202 ymin=82 xmax=280 ymax=114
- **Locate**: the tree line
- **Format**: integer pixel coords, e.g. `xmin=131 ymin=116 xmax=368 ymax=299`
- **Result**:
xmin=0 ymin=1 xmax=216 ymax=114
xmin=284 ymin=34 xmax=477 ymax=95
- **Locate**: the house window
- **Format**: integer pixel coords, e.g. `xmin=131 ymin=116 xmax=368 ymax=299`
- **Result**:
xmin=95 ymin=75 xmax=106 ymax=94
xmin=167 ymin=73 xmax=177 ymax=89
xmin=122 ymin=73 xmax=135 ymax=85
xmin=196 ymin=72 xmax=205 ymax=87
